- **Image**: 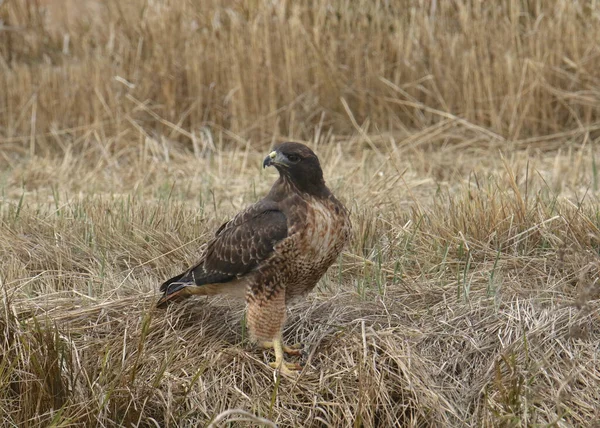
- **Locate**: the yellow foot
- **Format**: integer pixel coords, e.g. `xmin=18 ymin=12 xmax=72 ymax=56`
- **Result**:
xmin=269 ymin=361 xmax=303 ymax=377
xmin=260 ymin=341 xmax=305 ymax=356
xmin=266 ymin=337 xmax=305 ymax=377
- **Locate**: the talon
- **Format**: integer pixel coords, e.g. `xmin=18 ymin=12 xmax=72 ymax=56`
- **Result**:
xmin=282 ymin=343 xmax=304 ymax=356
xmin=266 ymin=337 xmax=304 ymax=377
xmin=269 ymin=361 xmax=303 ymax=376
xmin=261 ymin=341 xmax=305 ymax=356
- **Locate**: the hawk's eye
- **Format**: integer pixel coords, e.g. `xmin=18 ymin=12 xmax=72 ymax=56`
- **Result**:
xmin=287 ymin=154 xmax=300 ymax=163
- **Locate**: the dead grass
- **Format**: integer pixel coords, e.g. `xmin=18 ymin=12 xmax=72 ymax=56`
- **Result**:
xmin=1 ymin=0 xmax=600 ymax=427
xmin=2 ymin=0 xmax=600 ymax=153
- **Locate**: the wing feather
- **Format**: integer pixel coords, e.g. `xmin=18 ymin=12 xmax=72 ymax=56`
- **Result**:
xmin=159 ymin=200 xmax=287 ymax=294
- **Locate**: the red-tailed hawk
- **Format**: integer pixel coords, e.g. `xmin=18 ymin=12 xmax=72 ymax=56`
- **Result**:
xmin=157 ymin=142 xmax=351 ymax=375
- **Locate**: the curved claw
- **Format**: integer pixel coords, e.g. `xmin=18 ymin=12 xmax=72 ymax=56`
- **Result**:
xmin=283 ymin=343 xmax=304 ymax=356
xmin=261 ymin=341 xmax=305 ymax=356
xmin=269 ymin=361 xmax=303 ymax=377
xmin=266 ymin=337 xmax=305 ymax=377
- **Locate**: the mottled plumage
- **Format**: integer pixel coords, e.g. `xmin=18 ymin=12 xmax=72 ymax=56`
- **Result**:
xmin=157 ymin=142 xmax=351 ymax=375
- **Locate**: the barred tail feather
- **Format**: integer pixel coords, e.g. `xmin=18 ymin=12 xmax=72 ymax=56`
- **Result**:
xmin=157 ymin=274 xmax=246 ymax=308
xmin=156 ymin=280 xmax=193 ymax=308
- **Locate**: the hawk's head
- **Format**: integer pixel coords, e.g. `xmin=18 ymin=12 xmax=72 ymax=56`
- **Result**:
xmin=263 ymin=142 xmax=326 ymax=196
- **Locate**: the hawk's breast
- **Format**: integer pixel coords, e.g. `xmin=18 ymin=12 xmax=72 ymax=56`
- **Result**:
xmin=286 ymin=196 xmax=349 ymax=294
xmin=305 ymin=199 xmax=340 ymax=258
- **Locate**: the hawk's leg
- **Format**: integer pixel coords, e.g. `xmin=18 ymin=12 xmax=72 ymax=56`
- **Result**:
xmin=247 ymin=287 xmax=302 ymax=376
xmin=268 ymin=337 xmax=303 ymax=376
xmin=260 ymin=340 xmax=304 ymax=356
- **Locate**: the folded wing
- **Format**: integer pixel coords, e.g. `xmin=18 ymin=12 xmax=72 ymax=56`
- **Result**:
xmin=158 ymin=200 xmax=287 ymax=303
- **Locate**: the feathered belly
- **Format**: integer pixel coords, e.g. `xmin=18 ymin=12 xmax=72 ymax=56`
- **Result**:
xmin=286 ymin=199 xmax=349 ymax=298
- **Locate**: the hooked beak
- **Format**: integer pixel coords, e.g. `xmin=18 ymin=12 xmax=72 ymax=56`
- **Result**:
xmin=263 ymin=150 xmax=278 ymax=168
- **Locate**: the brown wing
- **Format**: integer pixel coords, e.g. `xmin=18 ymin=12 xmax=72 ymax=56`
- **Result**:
xmin=158 ymin=200 xmax=287 ymax=297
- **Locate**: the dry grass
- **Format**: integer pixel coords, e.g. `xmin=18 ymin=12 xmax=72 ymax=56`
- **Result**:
xmin=1 ymin=0 xmax=600 ymax=427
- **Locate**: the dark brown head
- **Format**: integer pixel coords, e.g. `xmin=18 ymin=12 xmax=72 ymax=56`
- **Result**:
xmin=263 ymin=142 xmax=327 ymax=196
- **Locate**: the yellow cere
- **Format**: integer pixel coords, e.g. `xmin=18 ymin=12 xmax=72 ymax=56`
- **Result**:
xmin=269 ymin=151 xmax=277 ymax=159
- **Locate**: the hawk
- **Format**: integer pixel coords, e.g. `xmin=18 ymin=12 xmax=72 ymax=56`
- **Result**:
xmin=157 ymin=142 xmax=351 ymax=375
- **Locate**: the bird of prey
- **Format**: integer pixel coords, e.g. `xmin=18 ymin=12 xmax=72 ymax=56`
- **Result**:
xmin=157 ymin=142 xmax=351 ymax=376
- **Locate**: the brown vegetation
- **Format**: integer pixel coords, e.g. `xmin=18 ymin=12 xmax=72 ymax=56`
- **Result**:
xmin=1 ymin=0 xmax=599 ymax=426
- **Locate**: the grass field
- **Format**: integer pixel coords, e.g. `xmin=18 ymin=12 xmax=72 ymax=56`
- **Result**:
xmin=1 ymin=0 xmax=600 ymax=426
